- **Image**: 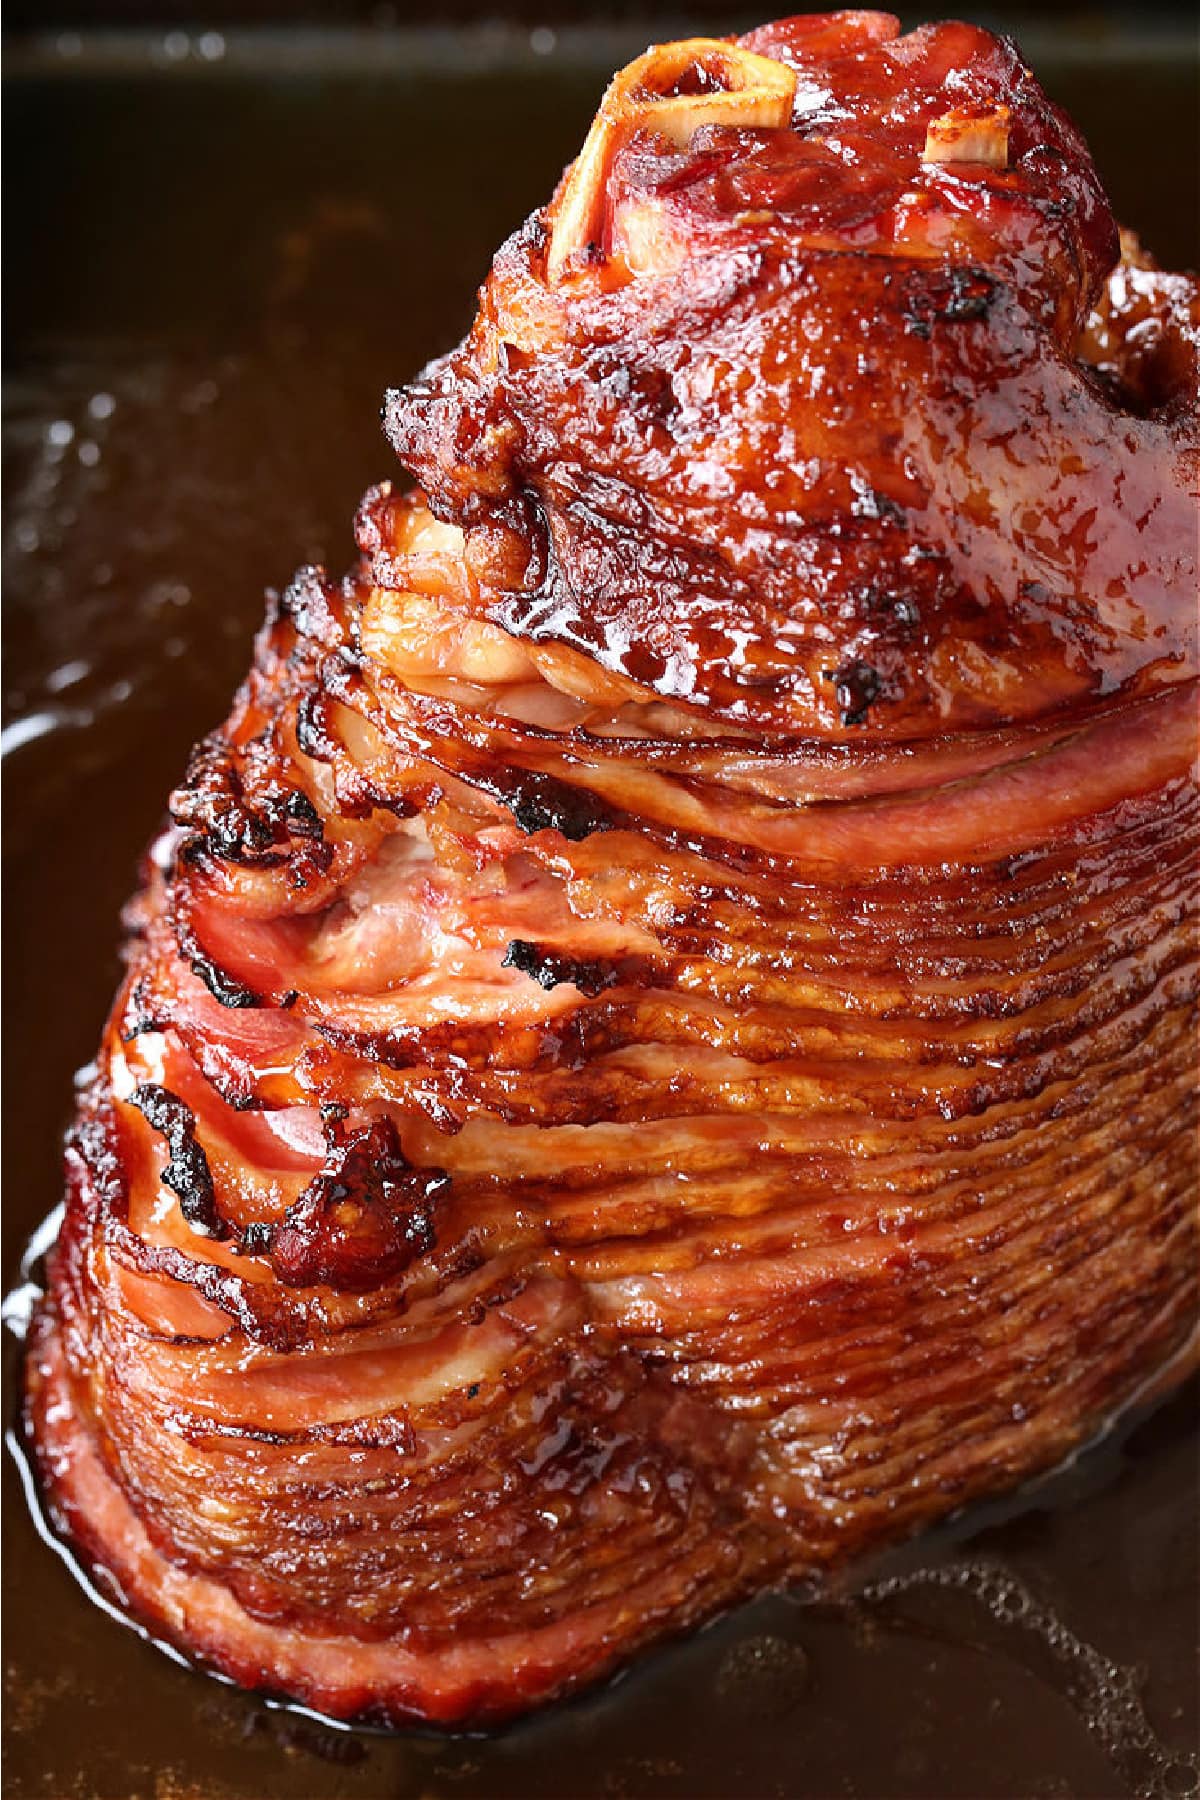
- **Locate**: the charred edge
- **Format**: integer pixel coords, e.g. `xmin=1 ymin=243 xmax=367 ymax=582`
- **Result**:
xmin=502 ymin=939 xmax=619 ymax=997
xmin=901 ymin=267 xmax=997 ymax=339
xmin=280 ymin=787 xmax=323 ymax=839
xmin=130 ymin=1083 xmax=228 ymax=1239
xmin=189 ymin=945 xmax=261 ymax=1010
xmin=172 ymin=744 xmax=279 ymax=864
xmin=269 ymin=1116 xmax=449 ymax=1292
xmin=234 ymin=778 xmax=324 ymax=853
xmin=173 ymin=751 xmax=325 ymax=867
xmin=109 ymin=1229 xmax=311 ymax=1351
xmin=476 ymin=768 xmax=613 ymax=842
xmin=295 ymin=690 xmax=342 ymax=764
xmin=171 ymin=900 xmax=263 ymax=1010
xmin=120 ymin=978 xmax=164 ymax=1043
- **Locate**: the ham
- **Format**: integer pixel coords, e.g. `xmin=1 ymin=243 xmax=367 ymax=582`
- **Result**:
xmin=26 ymin=11 xmax=1199 ymax=1727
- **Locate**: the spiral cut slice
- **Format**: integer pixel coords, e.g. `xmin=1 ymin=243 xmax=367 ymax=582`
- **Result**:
xmin=26 ymin=11 xmax=1200 ymax=1727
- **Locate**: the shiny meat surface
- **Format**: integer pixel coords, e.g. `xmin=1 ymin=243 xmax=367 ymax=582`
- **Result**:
xmin=388 ymin=14 xmax=1197 ymax=737
xmin=26 ymin=11 xmax=1200 ymax=1728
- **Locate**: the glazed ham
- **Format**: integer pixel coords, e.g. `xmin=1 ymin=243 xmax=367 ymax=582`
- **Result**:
xmin=26 ymin=12 xmax=1199 ymax=1726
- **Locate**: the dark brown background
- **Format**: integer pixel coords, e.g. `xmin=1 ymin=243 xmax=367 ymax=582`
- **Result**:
xmin=3 ymin=11 xmax=1198 ymax=1798
xmin=7 ymin=0 xmax=1197 ymax=26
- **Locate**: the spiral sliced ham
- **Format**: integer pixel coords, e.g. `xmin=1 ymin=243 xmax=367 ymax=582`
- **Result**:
xmin=26 ymin=11 xmax=1199 ymax=1726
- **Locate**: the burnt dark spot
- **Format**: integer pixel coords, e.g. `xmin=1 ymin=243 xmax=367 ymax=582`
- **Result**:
xmin=902 ymin=267 xmax=997 ymax=339
xmin=172 ymin=736 xmax=326 ymax=869
xmin=131 ymin=1083 xmax=227 ymax=1239
xmin=480 ymin=767 xmax=612 ymax=842
xmin=466 ymin=1382 xmax=482 ymax=1400
xmin=184 ymin=938 xmax=261 ymax=1010
xmin=120 ymin=978 xmax=161 ymax=1042
xmin=596 ymin=356 xmax=676 ymax=423
xmin=295 ymin=691 xmax=340 ymax=763
xmin=270 ymin=1116 xmax=448 ymax=1293
xmin=241 ymin=1220 xmax=275 ymax=1254
xmin=853 ymin=584 xmax=919 ymax=627
xmin=173 ymin=764 xmax=277 ymax=864
xmin=850 ymin=486 xmax=907 ymax=525
xmin=172 ymin=907 xmax=264 ymax=1010
xmin=283 ymin=788 xmax=323 ymax=838
xmin=830 ymin=660 xmax=882 ymax=727
xmin=502 ymin=939 xmax=618 ymax=997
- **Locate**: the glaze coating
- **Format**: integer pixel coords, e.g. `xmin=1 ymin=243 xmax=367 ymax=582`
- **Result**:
xmin=26 ymin=12 xmax=1199 ymax=1728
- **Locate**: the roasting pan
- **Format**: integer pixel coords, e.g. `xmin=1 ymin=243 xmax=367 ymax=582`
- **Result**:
xmin=3 ymin=16 xmax=1197 ymax=1798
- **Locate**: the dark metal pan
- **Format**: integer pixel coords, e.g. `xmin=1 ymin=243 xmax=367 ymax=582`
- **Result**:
xmin=3 ymin=21 xmax=1196 ymax=1798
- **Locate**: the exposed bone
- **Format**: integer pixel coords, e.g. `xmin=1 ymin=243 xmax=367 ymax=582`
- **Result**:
xmin=922 ymin=105 xmax=1011 ymax=169
xmin=545 ymin=38 xmax=797 ymax=285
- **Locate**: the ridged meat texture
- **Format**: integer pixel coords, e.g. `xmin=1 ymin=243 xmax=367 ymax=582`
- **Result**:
xmin=27 ymin=11 xmax=1200 ymax=1727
